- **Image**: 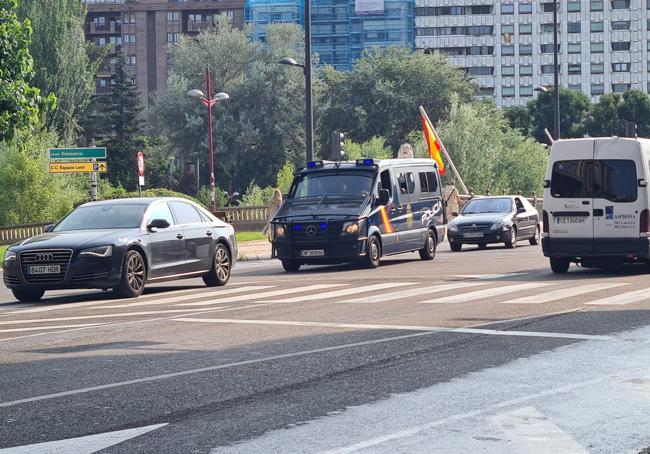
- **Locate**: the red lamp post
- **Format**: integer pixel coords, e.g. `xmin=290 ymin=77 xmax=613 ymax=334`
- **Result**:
xmin=188 ymin=67 xmax=229 ymax=213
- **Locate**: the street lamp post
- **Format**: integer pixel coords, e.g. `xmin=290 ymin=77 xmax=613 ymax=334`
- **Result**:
xmin=188 ymin=67 xmax=229 ymax=213
xmin=279 ymin=0 xmax=315 ymax=164
xmin=552 ymin=0 xmax=560 ymax=140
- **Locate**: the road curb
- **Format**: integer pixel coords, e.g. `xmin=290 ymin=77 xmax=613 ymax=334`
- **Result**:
xmin=238 ymin=254 xmax=272 ymax=262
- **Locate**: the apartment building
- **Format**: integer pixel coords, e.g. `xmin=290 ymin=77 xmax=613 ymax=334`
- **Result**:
xmin=83 ymin=0 xmax=245 ymax=99
xmin=415 ymin=0 xmax=650 ymax=106
xmin=245 ymin=0 xmax=414 ymax=71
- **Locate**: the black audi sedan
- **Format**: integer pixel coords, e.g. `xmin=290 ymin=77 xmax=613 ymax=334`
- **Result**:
xmin=447 ymin=196 xmax=540 ymax=251
xmin=2 ymin=198 xmax=237 ymax=302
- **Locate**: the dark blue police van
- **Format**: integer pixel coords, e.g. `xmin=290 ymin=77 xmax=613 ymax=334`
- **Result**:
xmin=270 ymin=158 xmax=445 ymax=271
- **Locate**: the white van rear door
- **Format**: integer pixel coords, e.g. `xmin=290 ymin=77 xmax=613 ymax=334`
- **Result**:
xmin=592 ymin=140 xmax=643 ymax=253
xmin=547 ymin=141 xmax=594 ymax=254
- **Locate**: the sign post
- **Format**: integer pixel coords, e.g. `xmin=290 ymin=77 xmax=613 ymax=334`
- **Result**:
xmin=137 ymin=151 xmax=145 ymax=197
xmin=47 ymin=147 xmax=108 ymax=201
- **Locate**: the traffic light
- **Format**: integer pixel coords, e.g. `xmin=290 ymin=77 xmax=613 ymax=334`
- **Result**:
xmin=331 ymin=131 xmax=345 ymax=161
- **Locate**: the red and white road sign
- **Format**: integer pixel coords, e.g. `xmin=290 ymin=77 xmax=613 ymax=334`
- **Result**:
xmin=137 ymin=151 xmax=145 ymax=186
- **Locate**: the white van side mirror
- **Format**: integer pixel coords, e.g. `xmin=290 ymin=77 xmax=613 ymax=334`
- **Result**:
xmin=639 ymin=179 xmax=648 ymax=187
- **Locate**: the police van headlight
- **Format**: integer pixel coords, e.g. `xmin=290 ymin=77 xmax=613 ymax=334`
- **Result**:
xmin=275 ymin=224 xmax=286 ymax=238
xmin=342 ymin=219 xmax=365 ymax=235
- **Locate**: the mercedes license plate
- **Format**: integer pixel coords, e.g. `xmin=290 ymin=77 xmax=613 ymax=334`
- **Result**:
xmin=463 ymin=232 xmax=484 ymax=238
xmin=300 ymin=249 xmax=325 ymax=257
xmin=29 ymin=265 xmax=61 ymax=275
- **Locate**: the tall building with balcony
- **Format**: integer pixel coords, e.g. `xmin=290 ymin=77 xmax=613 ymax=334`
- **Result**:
xmin=83 ymin=0 xmax=245 ymax=100
xmin=245 ymin=0 xmax=414 ymax=71
xmin=415 ymin=0 xmax=650 ymax=106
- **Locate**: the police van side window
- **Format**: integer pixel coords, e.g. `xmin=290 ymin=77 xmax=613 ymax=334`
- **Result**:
xmin=379 ymin=170 xmax=392 ymax=197
xmin=406 ymin=172 xmax=416 ymax=194
xmin=421 ymin=171 xmax=440 ymax=195
xmin=397 ymin=173 xmax=408 ymax=194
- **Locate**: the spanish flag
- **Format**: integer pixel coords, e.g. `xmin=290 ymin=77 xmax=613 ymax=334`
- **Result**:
xmin=420 ymin=111 xmax=446 ymax=175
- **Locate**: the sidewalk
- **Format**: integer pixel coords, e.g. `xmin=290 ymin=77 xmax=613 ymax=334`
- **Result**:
xmin=237 ymin=240 xmax=272 ymax=261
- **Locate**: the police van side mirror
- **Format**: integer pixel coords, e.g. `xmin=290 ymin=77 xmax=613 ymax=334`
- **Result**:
xmin=377 ymin=189 xmax=390 ymax=206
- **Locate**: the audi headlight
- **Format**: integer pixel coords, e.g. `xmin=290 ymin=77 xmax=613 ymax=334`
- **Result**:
xmin=275 ymin=224 xmax=286 ymax=238
xmin=448 ymin=223 xmax=459 ymax=232
xmin=80 ymin=245 xmax=112 ymax=257
xmin=3 ymin=250 xmax=16 ymax=263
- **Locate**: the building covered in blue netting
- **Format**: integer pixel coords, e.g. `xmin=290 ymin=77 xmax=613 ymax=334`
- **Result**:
xmin=245 ymin=0 xmax=414 ymax=71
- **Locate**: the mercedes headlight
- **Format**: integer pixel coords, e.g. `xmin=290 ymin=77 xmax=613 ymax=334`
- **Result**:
xmin=80 ymin=245 xmax=113 ymax=257
xmin=448 ymin=223 xmax=459 ymax=232
xmin=3 ymin=250 xmax=16 ymax=263
xmin=342 ymin=219 xmax=365 ymax=235
xmin=275 ymin=224 xmax=286 ymax=238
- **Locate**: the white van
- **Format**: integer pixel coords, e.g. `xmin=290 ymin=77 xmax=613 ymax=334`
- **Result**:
xmin=542 ymin=137 xmax=650 ymax=273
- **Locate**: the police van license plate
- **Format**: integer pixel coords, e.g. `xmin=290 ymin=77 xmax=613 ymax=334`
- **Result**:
xmin=463 ymin=232 xmax=484 ymax=238
xmin=300 ymin=249 xmax=325 ymax=257
xmin=29 ymin=265 xmax=61 ymax=275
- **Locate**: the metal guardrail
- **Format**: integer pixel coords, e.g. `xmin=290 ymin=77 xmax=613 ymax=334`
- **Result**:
xmin=0 ymin=198 xmax=543 ymax=245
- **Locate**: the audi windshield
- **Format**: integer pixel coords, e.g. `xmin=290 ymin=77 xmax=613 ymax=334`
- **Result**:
xmin=54 ymin=204 xmax=147 ymax=231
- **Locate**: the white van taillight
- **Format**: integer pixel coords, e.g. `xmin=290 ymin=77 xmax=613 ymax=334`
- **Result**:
xmin=640 ymin=209 xmax=649 ymax=237
xmin=542 ymin=210 xmax=549 ymax=237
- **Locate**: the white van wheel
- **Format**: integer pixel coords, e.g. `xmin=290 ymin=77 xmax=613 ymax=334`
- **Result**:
xmin=550 ymin=258 xmax=570 ymax=273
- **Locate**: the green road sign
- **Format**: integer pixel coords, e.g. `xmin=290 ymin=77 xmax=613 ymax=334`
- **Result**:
xmin=48 ymin=147 xmax=107 ymax=160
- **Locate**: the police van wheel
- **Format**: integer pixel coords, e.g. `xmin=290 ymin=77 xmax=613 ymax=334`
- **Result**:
xmin=282 ymin=260 xmax=301 ymax=272
xmin=550 ymin=257 xmax=570 ymax=274
xmin=450 ymin=241 xmax=462 ymax=252
xmin=364 ymin=236 xmax=381 ymax=268
xmin=419 ymin=230 xmax=436 ymax=261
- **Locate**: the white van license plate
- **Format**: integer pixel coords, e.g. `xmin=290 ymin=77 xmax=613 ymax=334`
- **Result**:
xmin=300 ymin=249 xmax=325 ymax=257
xmin=29 ymin=265 xmax=61 ymax=275
xmin=555 ymin=217 xmax=587 ymax=224
xmin=463 ymin=232 xmax=484 ymax=238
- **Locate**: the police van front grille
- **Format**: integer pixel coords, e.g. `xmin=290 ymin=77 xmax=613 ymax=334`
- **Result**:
xmin=292 ymin=222 xmax=342 ymax=242
xmin=20 ymin=249 xmax=73 ymax=284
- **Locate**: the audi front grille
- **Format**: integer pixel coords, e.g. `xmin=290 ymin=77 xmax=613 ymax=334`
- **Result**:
xmin=20 ymin=249 xmax=73 ymax=284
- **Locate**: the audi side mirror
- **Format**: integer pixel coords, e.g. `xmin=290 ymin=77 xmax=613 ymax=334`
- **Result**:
xmin=377 ymin=189 xmax=390 ymax=206
xmin=148 ymin=219 xmax=170 ymax=231
xmin=44 ymin=224 xmax=55 ymax=233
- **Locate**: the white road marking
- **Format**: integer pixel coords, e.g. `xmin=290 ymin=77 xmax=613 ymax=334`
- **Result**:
xmin=0 ymin=423 xmax=167 ymax=454
xmin=585 ymin=288 xmax=650 ymax=306
xmin=321 ymin=377 xmax=610 ymax=454
xmin=176 ymin=284 xmax=346 ymax=306
xmin=419 ymin=282 xmax=551 ymax=304
xmin=339 ymin=282 xmax=487 ymax=304
xmin=172 ymin=318 xmax=612 ymax=340
xmin=264 ymin=283 xmax=416 ymax=304
xmin=491 ymin=406 xmax=588 ymax=453
xmin=0 ymin=331 xmax=439 ymax=408
xmin=0 ymin=307 xmax=236 ymax=325
xmin=501 ymin=283 xmax=628 ymax=305
xmin=97 ymin=286 xmax=274 ymax=309
xmin=0 ymin=323 xmax=105 ymax=333
xmin=452 ymin=273 xmax=527 ymax=280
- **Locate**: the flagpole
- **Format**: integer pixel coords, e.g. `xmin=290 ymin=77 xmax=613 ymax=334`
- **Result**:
xmin=419 ymin=106 xmax=469 ymax=195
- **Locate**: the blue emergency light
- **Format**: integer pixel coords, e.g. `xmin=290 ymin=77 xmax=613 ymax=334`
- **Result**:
xmin=307 ymin=161 xmax=324 ymax=168
xmin=356 ymin=159 xmax=374 ymax=166
xmin=294 ymin=224 xmax=302 ymax=230
xmin=320 ymin=223 xmax=327 ymax=230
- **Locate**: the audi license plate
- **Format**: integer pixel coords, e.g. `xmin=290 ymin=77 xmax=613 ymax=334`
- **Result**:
xmin=28 ymin=265 xmax=61 ymax=275
xmin=300 ymin=249 xmax=325 ymax=257
xmin=463 ymin=232 xmax=484 ymax=238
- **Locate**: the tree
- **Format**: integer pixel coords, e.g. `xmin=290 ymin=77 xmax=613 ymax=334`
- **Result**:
xmin=527 ymin=87 xmax=591 ymax=143
xmin=318 ymin=47 xmax=476 ymax=154
xmin=0 ymin=0 xmax=52 ymax=141
xmin=151 ymin=21 xmax=307 ymax=194
xmin=587 ymin=93 xmax=622 ymax=137
xmin=102 ymin=52 xmax=145 ymax=190
xmin=17 ymin=0 xmax=98 ymax=143
xmin=617 ymin=90 xmax=650 ymax=137
xmin=504 ymin=105 xmax=532 ymax=137
xmin=342 ymin=136 xmax=392 ymax=160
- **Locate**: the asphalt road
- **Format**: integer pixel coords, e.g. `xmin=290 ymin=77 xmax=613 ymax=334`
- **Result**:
xmin=1 ymin=242 xmax=650 ymax=453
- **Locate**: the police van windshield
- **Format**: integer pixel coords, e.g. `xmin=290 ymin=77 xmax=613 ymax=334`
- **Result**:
xmin=292 ymin=172 xmax=374 ymax=198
